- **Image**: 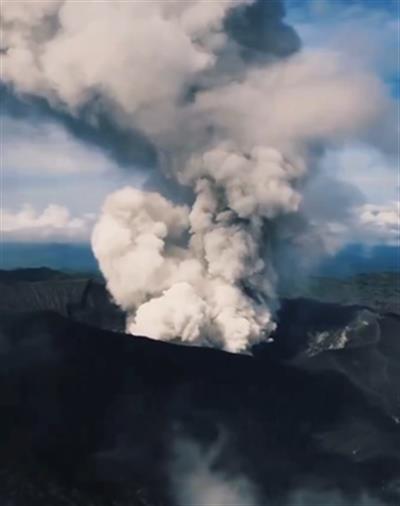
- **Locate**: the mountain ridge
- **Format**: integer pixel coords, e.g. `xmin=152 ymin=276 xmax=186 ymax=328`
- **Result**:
xmin=0 ymin=268 xmax=399 ymax=505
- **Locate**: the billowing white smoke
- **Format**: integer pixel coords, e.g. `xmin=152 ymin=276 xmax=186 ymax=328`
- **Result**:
xmin=2 ymin=0 xmax=393 ymax=351
xmin=92 ymin=182 xmax=277 ymax=352
xmin=91 ymin=145 xmax=304 ymax=351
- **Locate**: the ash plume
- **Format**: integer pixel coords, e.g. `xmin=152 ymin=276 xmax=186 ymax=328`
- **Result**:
xmin=1 ymin=0 xmax=393 ymax=351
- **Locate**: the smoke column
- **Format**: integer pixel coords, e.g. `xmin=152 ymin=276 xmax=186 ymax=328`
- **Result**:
xmin=1 ymin=0 xmax=392 ymax=351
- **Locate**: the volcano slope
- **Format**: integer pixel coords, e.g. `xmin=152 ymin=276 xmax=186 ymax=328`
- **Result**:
xmin=0 ymin=270 xmax=399 ymax=505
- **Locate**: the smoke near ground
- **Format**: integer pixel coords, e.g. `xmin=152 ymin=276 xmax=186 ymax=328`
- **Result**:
xmin=169 ymin=432 xmax=388 ymax=506
xmin=170 ymin=434 xmax=259 ymax=506
xmin=2 ymin=0 xmax=396 ymax=351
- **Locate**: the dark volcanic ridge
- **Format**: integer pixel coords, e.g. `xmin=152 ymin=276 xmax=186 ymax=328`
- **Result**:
xmin=282 ymin=272 xmax=400 ymax=316
xmin=0 ymin=268 xmax=399 ymax=505
xmin=0 ymin=268 xmax=124 ymax=332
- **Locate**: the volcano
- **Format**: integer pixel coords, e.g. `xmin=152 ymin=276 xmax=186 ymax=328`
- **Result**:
xmin=0 ymin=269 xmax=399 ymax=505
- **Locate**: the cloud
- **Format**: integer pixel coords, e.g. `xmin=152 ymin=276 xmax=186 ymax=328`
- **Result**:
xmin=290 ymin=0 xmax=398 ymax=79
xmin=356 ymin=202 xmax=399 ymax=246
xmin=322 ymin=144 xmax=398 ymax=205
xmin=2 ymin=203 xmax=94 ymax=242
xmin=2 ymin=116 xmax=120 ymax=174
xmin=2 ymin=111 xmax=148 ymax=225
xmin=287 ymin=0 xmax=398 ymax=154
xmin=303 ymin=201 xmax=400 ymax=254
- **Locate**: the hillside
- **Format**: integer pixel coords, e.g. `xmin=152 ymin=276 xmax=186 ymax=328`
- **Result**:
xmin=0 ymin=268 xmax=399 ymax=505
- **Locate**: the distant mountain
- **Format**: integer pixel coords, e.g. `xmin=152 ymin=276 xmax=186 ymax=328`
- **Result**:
xmin=0 ymin=268 xmax=123 ymax=332
xmin=1 ymin=242 xmax=398 ymax=277
xmin=0 ymin=242 xmax=99 ymax=273
xmin=316 ymin=244 xmax=399 ymax=277
xmin=282 ymin=272 xmax=400 ymax=315
xmin=0 ymin=267 xmax=76 ymax=283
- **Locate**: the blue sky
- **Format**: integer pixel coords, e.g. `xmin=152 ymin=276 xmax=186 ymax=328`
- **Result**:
xmin=1 ymin=0 xmax=398 ymax=248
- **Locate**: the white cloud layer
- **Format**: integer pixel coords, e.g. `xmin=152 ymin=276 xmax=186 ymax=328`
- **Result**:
xmin=305 ymin=202 xmax=400 ymax=254
xmin=356 ymin=202 xmax=399 ymax=246
xmin=2 ymin=203 xmax=94 ymax=242
xmin=322 ymin=144 xmax=397 ymax=205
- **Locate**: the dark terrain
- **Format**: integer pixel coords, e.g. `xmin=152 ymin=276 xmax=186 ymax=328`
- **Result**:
xmin=0 ymin=268 xmax=124 ymax=332
xmin=282 ymin=272 xmax=400 ymax=315
xmin=0 ymin=268 xmax=399 ymax=505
